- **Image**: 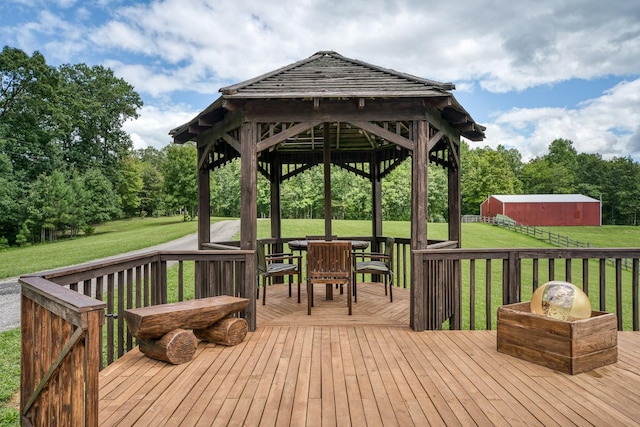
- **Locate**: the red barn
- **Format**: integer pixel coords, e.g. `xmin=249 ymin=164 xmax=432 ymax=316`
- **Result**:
xmin=480 ymin=194 xmax=601 ymax=226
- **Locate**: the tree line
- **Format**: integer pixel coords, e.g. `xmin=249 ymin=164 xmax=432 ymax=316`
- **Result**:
xmin=0 ymin=46 xmax=199 ymax=247
xmin=2 ymin=46 xmax=639 ymax=248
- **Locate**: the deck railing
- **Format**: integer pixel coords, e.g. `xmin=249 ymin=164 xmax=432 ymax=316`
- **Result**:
xmin=20 ymin=249 xmax=256 ymax=426
xmin=19 ymin=243 xmax=640 ymax=425
xmin=417 ymin=247 xmax=640 ymax=331
xmin=20 ymin=276 xmax=105 ymax=426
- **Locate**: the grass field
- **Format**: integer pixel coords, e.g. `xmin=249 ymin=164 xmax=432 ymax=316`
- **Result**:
xmin=545 ymin=225 xmax=640 ymax=247
xmin=0 ymin=216 xmax=204 ymax=279
xmin=1 ymin=218 xmax=639 ymax=425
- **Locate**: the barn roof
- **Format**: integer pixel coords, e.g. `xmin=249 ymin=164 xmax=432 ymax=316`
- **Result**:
xmin=170 ymin=51 xmax=485 ymax=143
xmin=491 ymin=194 xmax=600 ymax=203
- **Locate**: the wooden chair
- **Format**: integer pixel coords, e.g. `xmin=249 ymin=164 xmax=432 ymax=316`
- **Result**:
xmin=306 ymin=241 xmax=353 ymax=315
xmin=352 ymin=237 xmax=394 ymax=302
xmin=257 ymin=243 xmax=302 ymax=305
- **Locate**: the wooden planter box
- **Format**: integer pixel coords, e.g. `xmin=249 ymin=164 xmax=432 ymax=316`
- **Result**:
xmin=497 ymin=302 xmax=617 ymax=374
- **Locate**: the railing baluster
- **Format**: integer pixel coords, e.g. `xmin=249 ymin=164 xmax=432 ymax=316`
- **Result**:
xmin=616 ymin=259 xmax=623 ymax=330
xmin=469 ymin=259 xmax=475 ymax=330
xmin=117 ymin=270 xmax=125 ymax=357
xmin=135 ymin=265 xmax=142 ymax=308
xmin=600 ymin=258 xmax=606 ymax=311
xmin=486 ymin=259 xmax=492 ymax=331
xmin=633 ymin=258 xmax=639 ymax=331
xmin=126 ymin=268 xmax=133 ymax=352
xmin=178 ymin=260 xmax=184 ymax=301
xmin=582 ymin=259 xmax=589 ymax=296
xmin=144 ymin=263 xmax=150 ymax=306
xmin=107 ymin=273 xmax=115 ymax=365
xmin=83 ymin=279 xmax=92 ymax=297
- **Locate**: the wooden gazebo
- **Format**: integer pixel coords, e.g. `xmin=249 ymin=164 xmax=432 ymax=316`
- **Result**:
xmin=170 ymin=51 xmax=485 ymax=331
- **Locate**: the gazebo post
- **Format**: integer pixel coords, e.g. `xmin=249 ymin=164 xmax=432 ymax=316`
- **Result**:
xmin=240 ymin=122 xmax=258 ymax=331
xmin=196 ymin=145 xmax=211 ymax=249
xmin=371 ymin=151 xmax=383 ymax=252
xmin=323 ymin=122 xmax=332 ymax=239
xmin=448 ymin=138 xmax=462 ymax=246
xmin=410 ymin=120 xmax=430 ymax=331
xmin=448 ymin=137 xmax=462 ymax=329
xmin=270 ymin=157 xmax=283 ymax=253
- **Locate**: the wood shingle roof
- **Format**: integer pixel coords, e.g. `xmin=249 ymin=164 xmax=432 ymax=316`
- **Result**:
xmin=220 ymin=50 xmax=455 ymax=99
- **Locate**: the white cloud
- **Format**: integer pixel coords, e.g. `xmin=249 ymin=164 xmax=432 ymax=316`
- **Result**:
xmin=3 ymin=0 xmax=640 ymax=161
xmin=124 ymin=104 xmax=199 ymax=149
xmin=487 ymin=77 xmax=640 ymax=161
xmin=6 ymin=0 xmax=640 ymax=95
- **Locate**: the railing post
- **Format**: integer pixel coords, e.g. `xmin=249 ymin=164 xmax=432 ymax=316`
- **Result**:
xmin=504 ymin=251 xmax=520 ymax=304
xmin=20 ymin=277 xmax=105 ymax=427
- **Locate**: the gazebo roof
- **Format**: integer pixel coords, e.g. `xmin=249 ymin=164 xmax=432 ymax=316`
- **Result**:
xmin=170 ymin=51 xmax=485 ymax=143
xmin=220 ymin=50 xmax=455 ymax=98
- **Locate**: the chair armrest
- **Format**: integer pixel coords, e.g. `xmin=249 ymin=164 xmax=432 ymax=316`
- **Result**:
xmin=266 ymin=253 xmax=302 ymax=262
xmin=352 ymin=252 xmax=389 ymax=261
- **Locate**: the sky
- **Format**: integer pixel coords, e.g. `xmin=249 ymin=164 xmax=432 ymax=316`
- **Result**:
xmin=1 ymin=0 xmax=639 ymax=161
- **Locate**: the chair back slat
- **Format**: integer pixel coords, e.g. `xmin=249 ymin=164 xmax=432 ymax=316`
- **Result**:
xmin=307 ymin=241 xmax=352 ymax=280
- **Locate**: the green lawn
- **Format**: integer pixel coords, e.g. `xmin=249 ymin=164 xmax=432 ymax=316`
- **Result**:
xmin=264 ymin=218 xmax=556 ymax=249
xmin=0 ymin=216 xmax=207 ymax=279
xmin=544 ymin=225 xmax=640 ymax=247
xmin=0 ymin=329 xmax=19 ymax=427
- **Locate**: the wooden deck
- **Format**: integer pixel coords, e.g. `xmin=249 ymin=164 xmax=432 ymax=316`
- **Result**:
xmin=99 ymin=283 xmax=640 ymax=426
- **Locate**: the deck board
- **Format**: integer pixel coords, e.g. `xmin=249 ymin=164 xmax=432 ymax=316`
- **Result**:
xmin=99 ymin=283 xmax=640 ymax=426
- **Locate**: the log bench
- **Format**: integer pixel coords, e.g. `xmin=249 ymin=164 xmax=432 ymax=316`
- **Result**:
xmin=124 ymin=296 xmax=249 ymax=364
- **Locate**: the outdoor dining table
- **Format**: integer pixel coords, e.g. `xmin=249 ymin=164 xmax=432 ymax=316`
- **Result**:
xmin=287 ymin=239 xmax=369 ymax=301
xmin=287 ymin=239 xmax=369 ymax=251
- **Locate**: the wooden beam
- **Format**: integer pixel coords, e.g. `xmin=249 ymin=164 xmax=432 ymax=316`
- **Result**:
xmin=271 ymin=157 xmax=282 ymax=243
xmin=221 ymin=99 xmax=243 ymax=111
xmin=323 ymin=122 xmax=332 ymax=239
xmin=372 ymin=152 xmax=382 ymax=246
xmin=196 ymin=109 xmax=244 ymax=149
xmin=410 ymin=120 xmax=429 ymax=332
xmin=243 ymin=98 xmax=431 ymax=122
xmin=197 ymin=145 xmax=211 ymax=249
xmin=256 ymin=121 xmax=323 ymax=153
xmin=222 ymin=132 xmax=241 ymax=153
xmin=197 ymin=139 xmax=216 ymax=171
xmin=347 ymin=120 xmax=414 ymax=151
xmin=240 ymin=122 xmax=258 ymax=332
xmin=448 ymin=137 xmax=462 ymax=329
xmin=447 ymin=137 xmax=460 ymax=169
xmin=424 ymin=105 xmax=460 ymax=145
xmin=427 ymin=130 xmax=443 ymax=152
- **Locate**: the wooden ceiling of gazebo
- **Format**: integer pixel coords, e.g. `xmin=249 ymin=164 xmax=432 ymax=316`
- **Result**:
xmin=170 ymin=51 xmax=484 ymax=180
